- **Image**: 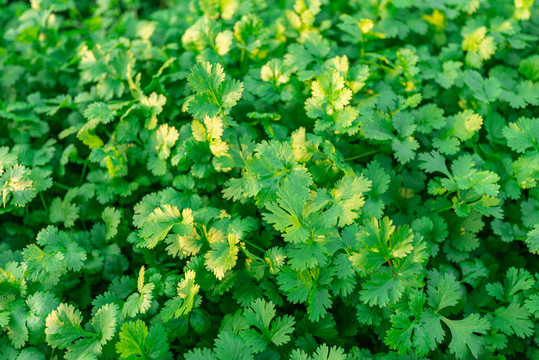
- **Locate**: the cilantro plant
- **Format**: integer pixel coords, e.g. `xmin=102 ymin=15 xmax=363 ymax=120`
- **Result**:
xmin=1 ymin=0 xmax=539 ymax=359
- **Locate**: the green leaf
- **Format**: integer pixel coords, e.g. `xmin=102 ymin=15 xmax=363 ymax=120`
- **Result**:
xmin=90 ymin=304 xmax=119 ymax=344
xmin=241 ymin=298 xmax=295 ymax=353
xmin=205 ymin=233 xmax=239 ymax=280
xmin=49 ymin=193 xmax=80 ymax=228
xmin=45 ymin=304 xmax=84 ymax=349
xmin=161 ymin=270 xmax=200 ymax=321
xmin=185 ymin=348 xmax=217 ymax=360
xmin=138 ymin=205 xmax=194 ymax=249
xmin=263 ymin=170 xmax=313 ymax=243
xmin=23 ymin=226 xmax=87 ymax=287
xmin=191 ymin=116 xmax=229 ymax=157
xmin=386 ymin=312 xmax=430 ymax=356
xmin=277 ymin=267 xmax=333 ymax=322
xmin=391 ymin=137 xmax=419 ymax=164
xmin=140 ymin=92 xmax=167 ymax=130
xmin=360 ymin=272 xmax=405 ymax=307
xmin=503 ymin=117 xmax=539 ymax=153
xmin=83 ymin=102 xmax=115 ymax=124
xmin=116 ymin=320 xmax=147 ymax=359
xmin=519 ymin=55 xmax=539 ymax=81
xmin=102 ymin=207 xmax=121 ymax=240
xmin=1 ymin=165 xmax=36 ymax=208
xmin=187 ymin=61 xmax=243 ymax=121
xmin=526 ymin=225 xmax=539 ymax=254
xmin=123 ymin=266 xmax=155 ymax=318
xmin=524 ymin=293 xmax=539 ymax=318
xmin=453 ymin=110 xmax=483 ymax=141
xmin=26 ymin=291 xmax=60 ymax=340
xmin=492 ymin=303 xmax=533 ymax=338
xmin=427 ymin=272 xmax=461 ymax=311
xmin=436 ymin=61 xmax=462 ymax=89
xmin=441 ymin=314 xmax=490 ymax=359
xmin=213 ymin=332 xmax=254 ymax=360
xmin=153 ymin=124 xmax=179 ymax=160
xmin=421 ymin=310 xmax=445 ymax=351
xmin=290 ymin=344 xmax=346 ymax=360
xmin=116 ymin=320 xmax=171 ymax=360
xmin=325 ymin=175 xmax=371 ymax=228
xmin=349 ymin=217 xmax=414 ymax=275
xmin=463 ymin=70 xmax=501 ymax=103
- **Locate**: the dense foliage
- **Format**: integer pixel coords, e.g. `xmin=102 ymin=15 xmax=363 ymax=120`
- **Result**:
xmin=1 ymin=0 xmax=539 ymax=359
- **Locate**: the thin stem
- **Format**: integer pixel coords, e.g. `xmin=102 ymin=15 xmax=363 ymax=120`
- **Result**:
xmin=243 ymin=239 xmax=265 ymax=253
xmin=240 ymin=49 xmax=248 ymax=74
xmin=204 ymin=80 xmax=230 ymax=127
xmin=220 ymin=109 xmax=230 ymax=127
xmin=488 ymin=103 xmax=493 ymax=140
xmin=215 ymin=99 xmax=230 ymax=127
xmin=360 ymin=33 xmax=365 ymax=59
xmin=435 ymin=205 xmax=453 ymax=213
xmin=54 ymin=181 xmax=70 ymax=190
xmin=134 ymin=137 xmax=144 ymax=147
xmin=344 ymin=149 xmax=380 ymax=161
xmin=79 ymin=158 xmax=89 ymax=184
xmin=387 ymin=259 xmax=396 ymax=276
xmin=306 ymin=145 xmax=330 ymax=160
xmin=39 ymin=193 xmax=49 ymax=213
xmin=239 ymin=246 xmax=263 ymax=261
xmin=361 ymin=53 xmax=396 ymax=71
xmin=70 ymin=5 xmax=84 ymax=23
xmin=198 ymin=63 xmax=232 ymax=127
xmin=276 ymin=100 xmax=282 ymax=115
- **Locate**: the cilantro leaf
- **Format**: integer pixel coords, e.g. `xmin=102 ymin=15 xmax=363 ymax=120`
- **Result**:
xmin=241 ymin=298 xmax=295 ymax=352
xmin=503 ymin=117 xmax=539 ymax=153
xmin=492 ymin=303 xmax=533 ymax=338
xmin=123 ymin=267 xmax=155 ymax=318
xmin=161 ymin=270 xmax=200 ymax=321
xmin=138 ymin=205 xmax=194 ymax=249
xmin=187 ymin=61 xmax=243 ymax=125
xmin=526 ymin=225 xmax=539 ymax=254
xmin=263 ymin=170 xmax=313 ymax=243
xmin=439 ymin=314 xmax=489 ymax=359
xmin=463 ymin=70 xmax=502 ymax=103
xmin=116 ymin=320 xmax=171 ymax=360
xmin=205 ymin=233 xmax=240 ymax=280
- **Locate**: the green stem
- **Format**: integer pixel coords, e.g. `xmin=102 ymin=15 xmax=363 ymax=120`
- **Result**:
xmin=276 ymin=100 xmax=282 ymax=115
xmin=134 ymin=137 xmax=144 ymax=147
xmin=488 ymin=103 xmax=493 ymax=134
xmin=54 ymin=181 xmax=70 ymax=190
xmin=70 ymin=5 xmax=84 ymax=23
xmin=306 ymin=145 xmax=330 ymax=160
xmin=364 ymin=61 xmax=395 ymax=73
xmin=387 ymin=259 xmax=396 ymax=276
xmin=243 ymin=239 xmax=265 ymax=253
xmin=79 ymin=158 xmax=89 ymax=184
xmin=206 ymin=86 xmax=230 ymax=127
xmin=344 ymin=149 xmax=380 ymax=161
xmin=240 ymin=49 xmax=248 ymax=73
xmin=435 ymin=205 xmax=453 ymax=213
xmin=239 ymin=246 xmax=263 ymax=261
xmin=39 ymin=193 xmax=49 ymax=213
xmin=220 ymin=109 xmax=230 ymax=127
xmin=360 ymin=33 xmax=365 ymax=59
